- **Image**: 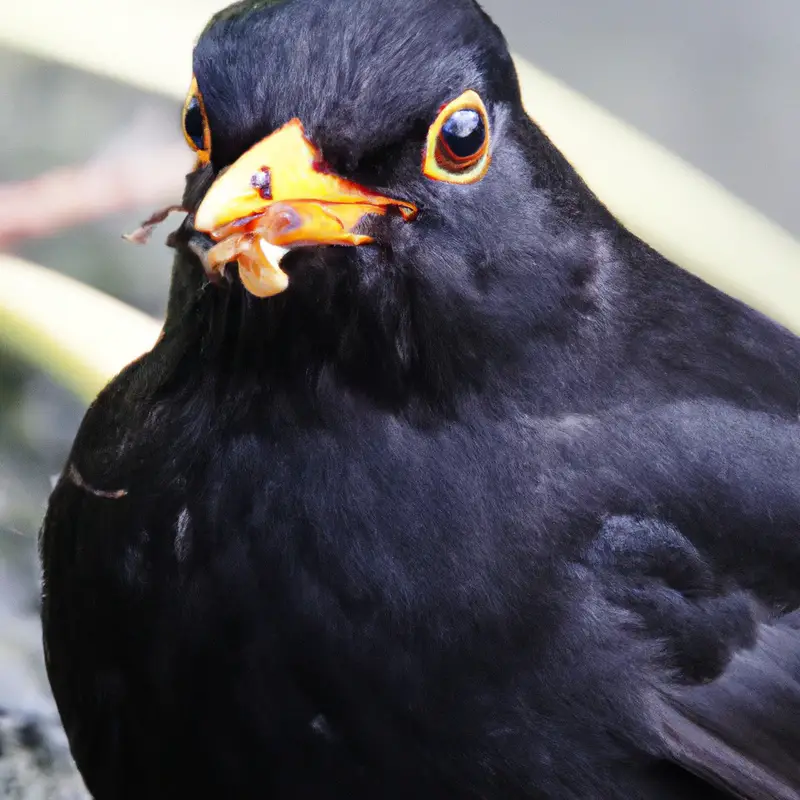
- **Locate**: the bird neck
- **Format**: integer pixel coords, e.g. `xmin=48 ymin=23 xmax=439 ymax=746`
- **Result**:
xmin=161 ymin=252 xmax=550 ymax=419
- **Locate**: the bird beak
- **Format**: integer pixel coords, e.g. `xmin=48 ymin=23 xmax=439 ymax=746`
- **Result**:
xmin=193 ymin=119 xmax=417 ymax=297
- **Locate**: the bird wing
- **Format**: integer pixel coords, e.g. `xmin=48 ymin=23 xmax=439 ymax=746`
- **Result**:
xmin=656 ymin=610 xmax=800 ymax=800
xmin=588 ymin=515 xmax=800 ymax=799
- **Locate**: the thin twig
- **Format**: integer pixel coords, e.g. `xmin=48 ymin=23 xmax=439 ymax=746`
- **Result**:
xmin=0 ymin=143 xmax=191 ymax=247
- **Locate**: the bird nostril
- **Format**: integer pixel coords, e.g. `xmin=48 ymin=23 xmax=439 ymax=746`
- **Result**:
xmin=250 ymin=167 xmax=273 ymax=200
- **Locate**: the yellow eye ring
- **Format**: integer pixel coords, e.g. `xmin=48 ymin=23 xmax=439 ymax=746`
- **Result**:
xmin=182 ymin=76 xmax=211 ymax=165
xmin=423 ymin=90 xmax=491 ymax=185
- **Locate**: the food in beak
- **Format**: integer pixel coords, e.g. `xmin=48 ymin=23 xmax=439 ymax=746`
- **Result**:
xmin=193 ymin=119 xmax=417 ymax=298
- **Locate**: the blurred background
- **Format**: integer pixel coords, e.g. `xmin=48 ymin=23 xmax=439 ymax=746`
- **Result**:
xmin=0 ymin=0 xmax=798 ymax=795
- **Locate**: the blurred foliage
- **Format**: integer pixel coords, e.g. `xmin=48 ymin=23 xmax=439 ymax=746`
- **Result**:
xmin=0 ymin=48 xmax=177 ymax=544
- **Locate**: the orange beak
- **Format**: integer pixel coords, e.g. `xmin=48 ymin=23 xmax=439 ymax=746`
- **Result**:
xmin=194 ymin=119 xmax=417 ymax=297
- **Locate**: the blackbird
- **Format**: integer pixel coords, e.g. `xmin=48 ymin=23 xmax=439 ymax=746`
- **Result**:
xmin=40 ymin=0 xmax=800 ymax=798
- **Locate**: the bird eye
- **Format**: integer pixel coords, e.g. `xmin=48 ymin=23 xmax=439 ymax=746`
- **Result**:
xmin=423 ymin=90 xmax=490 ymax=184
xmin=182 ymin=76 xmax=211 ymax=164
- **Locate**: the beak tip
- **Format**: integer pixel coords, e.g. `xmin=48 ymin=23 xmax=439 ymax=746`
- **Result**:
xmin=193 ymin=202 xmax=215 ymax=235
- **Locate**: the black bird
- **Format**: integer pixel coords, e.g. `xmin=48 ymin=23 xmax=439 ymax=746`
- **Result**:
xmin=40 ymin=0 xmax=800 ymax=798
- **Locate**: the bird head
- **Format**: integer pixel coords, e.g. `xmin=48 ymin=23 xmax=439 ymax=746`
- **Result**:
xmin=170 ymin=0 xmax=608 ymax=405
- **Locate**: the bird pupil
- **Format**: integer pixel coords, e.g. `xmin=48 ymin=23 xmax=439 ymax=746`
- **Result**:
xmin=440 ymin=109 xmax=485 ymax=160
xmin=184 ymin=96 xmax=206 ymax=150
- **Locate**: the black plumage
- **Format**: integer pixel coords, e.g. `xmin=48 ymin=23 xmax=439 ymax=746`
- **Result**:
xmin=40 ymin=0 xmax=800 ymax=798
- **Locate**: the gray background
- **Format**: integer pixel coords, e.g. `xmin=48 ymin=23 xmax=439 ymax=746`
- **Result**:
xmin=0 ymin=1 xmax=797 ymax=795
xmin=490 ymin=0 xmax=800 ymax=238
